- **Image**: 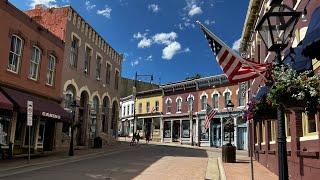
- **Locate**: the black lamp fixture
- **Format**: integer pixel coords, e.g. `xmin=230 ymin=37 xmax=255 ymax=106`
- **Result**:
xmin=69 ymin=100 xmax=79 ymax=156
xmin=256 ymin=4 xmax=301 ymax=54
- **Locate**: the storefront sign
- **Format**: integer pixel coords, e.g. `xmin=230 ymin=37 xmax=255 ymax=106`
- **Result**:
xmin=41 ymin=112 xmax=61 ymax=119
xmin=27 ymin=101 xmax=33 ymax=126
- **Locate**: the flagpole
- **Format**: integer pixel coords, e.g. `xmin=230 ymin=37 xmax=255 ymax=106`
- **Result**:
xmin=195 ymin=20 xmax=268 ymax=82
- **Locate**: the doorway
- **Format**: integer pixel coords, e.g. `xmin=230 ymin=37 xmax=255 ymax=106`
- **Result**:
xmin=172 ymin=120 xmax=180 ymax=142
xmin=144 ymin=118 xmax=152 ymax=137
xmin=43 ymin=120 xmax=55 ymax=151
xmin=237 ymin=127 xmax=247 ymax=150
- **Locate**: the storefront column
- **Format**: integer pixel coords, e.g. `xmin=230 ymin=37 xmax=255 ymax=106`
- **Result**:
xmin=189 ymin=119 xmax=193 ymax=144
xmin=196 ymin=117 xmax=199 ymax=145
xmin=170 ymin=120 xmax=173 ymax=142
xmin=179 ymin=119 xmax=182 ymax=144
xmin=9 ymin=111 xmax=18 ymax=145
xmin=234 ymin=117 xmax=238 ymax=148
xmin=220 ymin=117 xmax=224 ymax=146
xmin=160 ymin=118 xmax=163 ymax=142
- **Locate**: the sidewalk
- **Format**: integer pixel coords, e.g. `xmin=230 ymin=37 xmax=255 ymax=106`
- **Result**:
xmin=0 ymin=141 xmax=132 ymax=174
xmin=223 ymin=155 xmax=278 ymax=180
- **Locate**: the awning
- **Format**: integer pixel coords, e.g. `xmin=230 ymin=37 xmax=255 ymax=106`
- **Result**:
xmin=0 ymin=91 xmax=13 ymax=110
xmin=302 ymin=6 xmax=320 ymax=59
xmin=283 ymin=45 xmax=312 ymax=72
xmin=255 ymin=86 xmax=269 ymax=101
xmin=0 ymin=87 xmax=71 ymax=122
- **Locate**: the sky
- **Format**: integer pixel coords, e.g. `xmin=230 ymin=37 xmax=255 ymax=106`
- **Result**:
xmin=10 ymin=0 xmax=249 ymax=84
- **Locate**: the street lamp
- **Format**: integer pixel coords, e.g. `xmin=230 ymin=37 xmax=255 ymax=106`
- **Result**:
xmin=226 ymin=100 xmax=235 ymax=145
xmin=255 ymin=4 xmax=301 ymax=180
xmin=69 ymin=100 xmax=79 ymax=156
xmin=222 ymin=100 xmax=236 ymax=163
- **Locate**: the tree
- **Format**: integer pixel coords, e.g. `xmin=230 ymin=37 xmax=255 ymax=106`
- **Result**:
xmin=185 ymin=73 xmax=202 ymax=80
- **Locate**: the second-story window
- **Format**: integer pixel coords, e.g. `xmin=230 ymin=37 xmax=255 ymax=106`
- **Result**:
xmin=84 ymin=46 xmax=92 ymax=75
xmin=8 ymin=35 xmax=23 ymax=73
xmin=188 ymin=96 xmax=193 ymax=112
xmin=115 ymin=70 xmax=120 ymax=90
xmin=127 ymin=105 xmax=130 ymax=116
xmin=123 ymin=106 xmax=126 ymax=117
xmin=176 ymin=98 xmax=182 ymax=112
xmin=224 ymin=92 xmax=231 ymax=108
xmin=46 ymin=55 xmax=56 ymax=86
xmin=138 ymin=103 xmax=142 ymax=113
xmin=166 ymin=99 xmax=172 ymax=113
xmin=29 ymin=46 xmax=41 ymax=80
xmin=212 ymin=94 xmax=219 ymax=109
xmin=201 ymin=95 xmax=207 ymax=111
xmin=155 ymin=101 xmax=159 ymax=111
xmin=106 ymin=63 xmax=111 ymax=84
xmin=146 ymin=102 xmax=150 ymax=113
xmin=70 ymin=37 xmax=79 ymax=68
xmin=131 ymin=103 xmax=134 ymax=114
xmin=96 ymin=55 xmax=101 ymax=80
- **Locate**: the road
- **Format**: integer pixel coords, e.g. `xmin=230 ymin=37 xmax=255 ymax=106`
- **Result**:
xmin=2 ymin=144 xmax=210 ymax=180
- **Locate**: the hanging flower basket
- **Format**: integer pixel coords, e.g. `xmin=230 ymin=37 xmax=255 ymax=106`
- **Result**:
xmin=267 ymin=66 xmax=320 ymax=114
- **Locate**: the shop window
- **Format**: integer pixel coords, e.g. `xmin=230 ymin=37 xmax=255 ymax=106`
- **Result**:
xmin=0 ymin=115 xmax=10 ymax=145
xmin=176 ymin=98 xmax=182 ymax=112
xmin=212 ymin=94 xmax=219 ymax=109
xmin=70 ymin=36 xmax=79 ymax=68
xmin=136 ymin=119 xmax=143 ymax=131
xmin=182 ymin=120 xmax=190 ymax=138
xmin=46 ymin=55 xmax=56 ymax=86
xmin=84 ymin=46 xmax=92 ymax=75
xmin=155 ymin=101 xmax=159 ymax=111
xmin=200 ymin=119 xmax=209 ymax=141
xmin=188 ymin=96 xmax=193 ymax=111
xmin=37 ymin=121 xmax=45 ymax=146
xmin=29 ymin=46 xmax=41 ymax=80
xmin=201 ymin=95 xmax=207 ymax=111
xmin=153 ymin=118 xmax=160 ymax=129
xmin=96 ymin=55 xmax=102 ymax=80
xmin=8 ymin=35 xmax=23 ymax=73
xmin=302 ymin=112 xmax=318 ymax=136
xmin=163 ymin=121 xmax=171 ymax=138
xmin=138 ymin=103 xmax=142 ymax=114
xmin=146 ymin=102 xmax=150 ymax=113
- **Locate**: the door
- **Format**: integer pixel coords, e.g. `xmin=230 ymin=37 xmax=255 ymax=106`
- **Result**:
xmin=43 ymin=120 xmax=55 ymax=151
xmin=237 ymin=127 xmax=247 ymax=150
xmin=172 ymin=120 xmax=180 ymax=142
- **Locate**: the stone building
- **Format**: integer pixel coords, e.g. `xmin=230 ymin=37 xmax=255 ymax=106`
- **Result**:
xmin=0 ymin=0 xmax=68 ymax=155
xmin=25 ymin=5 xmax=123 ymax=148
xmin=240 ymin=0 xmax=320 ymax=179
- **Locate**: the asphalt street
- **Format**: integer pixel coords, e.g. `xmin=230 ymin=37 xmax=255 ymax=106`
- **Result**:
xmin=1 ymin=144 xmax=210 ymax=180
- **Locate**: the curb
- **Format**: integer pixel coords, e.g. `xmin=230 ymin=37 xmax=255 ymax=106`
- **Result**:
xmin=205 ymin=157 xmax=220 ymax=180
xmin=217 ymin=157 xmax=227 ymax=180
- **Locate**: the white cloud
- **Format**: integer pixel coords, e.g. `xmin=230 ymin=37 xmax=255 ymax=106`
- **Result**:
xmin=152 ymin=32 xmax=177 ymax=45
xmin=188 ymin=4 xmax=202 ymax=16
xmin=131 ymin=60 xmax=139 ymax=67
xmin=85 ymin=0 xmax=96 ymax=11
xmin=133 ymin=32 xmax=146 ymax=39
xmin=183 ymin=47 xmax=191 ymax=53
xmin=29 ymin=0 xmax=57 ymax=8
xmin=146 ymin=55 xmax=153 ymax=61
xmin=148 ymin=4 xmax=160 ymax=13
xmin=97 ymin=5 xmax=112 ymax=19
xmin=232 ymin=38 xmax=241 ymax=51
xmin=137 ymin=38 xmax=152 ymax=48
xmin=204 ymin=19 xmax=215 ymax=25
xmin=162 ymin=41 xmax=181 ymax=60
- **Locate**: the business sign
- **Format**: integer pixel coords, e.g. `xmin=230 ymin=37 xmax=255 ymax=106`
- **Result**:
xmin=27 ymin=101 xmax=33 ymax=126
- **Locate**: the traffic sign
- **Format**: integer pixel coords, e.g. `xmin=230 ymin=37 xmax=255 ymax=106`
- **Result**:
xmin=27 ymin=101 xmax=33 ymax=126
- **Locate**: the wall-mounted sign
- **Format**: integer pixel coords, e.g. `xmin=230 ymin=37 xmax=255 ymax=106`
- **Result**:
xmin=42 ymin=112 xmax=61 ymax=119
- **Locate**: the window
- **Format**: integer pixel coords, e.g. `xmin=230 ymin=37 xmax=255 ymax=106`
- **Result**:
xmin=123 ymin=106 xmax=126 ymax=117
xmin=238 ymin=90 xmax=246 ymax=107
xmin=0 ymin=115 xmax=10 ymax=145
xmin=96 ymin=55 xmax=101 ymax=80
xmin=127 ymin=105 xmax=130 ymax=116
xmin=62 ymin=122 xmax=71 ymax=136
xmin=201 ymin=95 xmax=207 ymax=111
xmin=176 ymin=98 xmax=182 ymax=112
xmin=106 ymin=63 xmax=111 ymax=84
xmin=37 ymin=121 xmax=45 ymax=146
xmin=270 ymin=120 xmax=276 ymax=142
xmin=138 ymin=103 xmax=142 ymax=113
xmin=131 ymin=104 xmax=134 ymax=114
xmin=8 ymin=35 xmax=23 ymax=73
xmin=166 ymin=99 xmax=172 ymax=113
xmin=137 ymin=119 xmax=143 ymax=130
xmin=70 ymin=37 xmax=79 ymax=68
xmin=29 ymin=46 xmax=41 ymax=80
xmin=46 ymin=55 xmax=56 ymax=86
xmin=153 ymin=118 xmax=160 ymax=129
xmin=285 ymin=113 xmax=291 ymax=137
xmin=146 ymin=102 xmax=150 ymax=112
xmin=115 ymin=70 xmax=120 ymax=90
xmin=163 ymin=121 xmax=171 ymax=138
xmin=261 ymin=121 xmax=266 ymax=143
xmin=155 ymin=101 xmax=159 ymax=111
xmin=64 ymin=89 xmax=74 ymax=109
xmin=84 ymin=46 xmax=92 ymax=75
xmin=212 ymin=94 xmax=219 ymax=109
xmin=200 ymin=119 xmax=209 ymax=140
xmin=302 ymin=112 xmax=318 ymax=136
xmin=188 ymin=96 xmax=193 ymax=112
xmin=224 ymin=92 xmax=231 ymax=108
xmin=182 ymin=120 xmax=190 ymax=138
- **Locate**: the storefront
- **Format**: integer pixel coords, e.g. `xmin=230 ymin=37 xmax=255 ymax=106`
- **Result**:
xmin=0 ymin=87 xmax=70 ymax=155
xmin=162 ymin=116 xmax=195 ymax=144
xmin=136 ymin=115 xmax=161 ymax=141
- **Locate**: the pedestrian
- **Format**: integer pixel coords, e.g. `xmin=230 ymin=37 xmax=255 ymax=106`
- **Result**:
xmin=130 ymin=133 xmax=136 ymax=146
xmin=145 ymin=131 xmax=150 ymax=143
xmin=136 ymin=131 xmax=140 ymax=144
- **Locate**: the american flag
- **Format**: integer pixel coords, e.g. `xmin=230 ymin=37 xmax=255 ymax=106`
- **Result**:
xmin=197 ymin=21 xmax=269 ymax=83
xmin=204 ymin=105 xmax=217 ymax=131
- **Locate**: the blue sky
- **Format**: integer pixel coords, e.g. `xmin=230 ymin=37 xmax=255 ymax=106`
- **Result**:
xmin=10 ymin=0 xmax=249 ymax=84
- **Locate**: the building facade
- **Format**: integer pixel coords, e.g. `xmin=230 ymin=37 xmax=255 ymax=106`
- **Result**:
xmin=25 ymin=5 xmax=123 ymax=148
xmin=119 ymin=95 xmax=134 ymax=137
xmin=0 ymin=0 xmax=69 ymax=155
xmin=240 ymin=0 xmax=320 ymax=179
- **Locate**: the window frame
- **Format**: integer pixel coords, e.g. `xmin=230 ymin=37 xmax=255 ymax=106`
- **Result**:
xmin=46 ymin=54 xmax=56 ymax=86
xmin=8 ymin=35 xmax=23 ymax=73
xmin=212 ymin=94 xmax=219 ymax=109
xmin=96 ymin=54 xmax=102 ymax=80
xmin=224 ymin=92 xmax=231 ymax=108
xmin=70 ymin=35 xmax=79 ymax=68
xmin=138 ymin=103 xmax=142 ymax=114
xmin=166 ymin=98 xmax=172 ymax=114
xmin=84 ymin=45 xmax=92 ymax=75
xmin=176 ymin=97 xmax=182 ymax=113
xmin=155 ymin=101 xmax=159 ymax=111
xmin=302 ymin=112 xmax=318 ymax=136
xmin=146 ymin=102 xmax=150 ymax=113
xmin=201 ymin=95 xmax=207 ymax=111
xmin=29 ymin=46 xmax=41 ymax=80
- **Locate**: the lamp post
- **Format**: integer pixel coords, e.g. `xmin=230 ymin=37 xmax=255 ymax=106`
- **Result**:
xmin=255 ymin=4 xmax=301 ymax=180
xmin=226 ymin=100 xmax=235 ymax=145
xmin=69 ymin=100 xmax=79 ymax=156
xmin=222 ymin=100 xmax=236 ymax=163
xmin=132 ymin=72 xmax=154 ymax=136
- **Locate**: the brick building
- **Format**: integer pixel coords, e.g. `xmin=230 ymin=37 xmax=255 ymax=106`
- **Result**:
xmin=240 ymin=0 xmax=320 ymax=179
xmin=25 ymin=5 xmax=123 ymax=148
xmin=0 ymin=0 xmax=69 ymax=155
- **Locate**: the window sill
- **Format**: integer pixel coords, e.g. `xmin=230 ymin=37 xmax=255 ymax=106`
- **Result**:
xmin=6 ymin=69 xmax=19 ymax=75
xmin=299 ymin=134 xmax=319 ymax=141
xmin=176 ymin=111 xmax=182 ymax=114
xmin=261 ymin=142 xmax=266 ymax=145
xmin=287 ymin=137 xmax=291 ymax=142
xmin=166 ymin=112 xmax=171 ymax=115
xmin=28 ymin=77 xmax=39 ymax=82
xmin=270 ymin=141 xmax=276 ymax=144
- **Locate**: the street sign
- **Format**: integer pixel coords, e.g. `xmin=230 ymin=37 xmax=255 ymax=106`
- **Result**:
xmin=27 ymin=101 xmax=33 ymax=126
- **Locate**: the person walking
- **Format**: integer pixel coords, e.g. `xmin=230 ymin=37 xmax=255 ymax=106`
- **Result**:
xmin=136 ymin=131 xmax=140 ymax=144
xmin=145 ymin=131 xmax=150 ymax=143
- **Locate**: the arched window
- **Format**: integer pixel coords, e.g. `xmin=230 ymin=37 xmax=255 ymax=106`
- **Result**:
xmin=166 ymin=99 xmax=172 ymax=114
xmin=188 ymin=96 xmax=194 ymax=112
xmin=176 ymin=98 xmax=182 ymax=112
xmin=224 ymin=92 xmax=231 ymax=108
xmin=201 ymin=95 xmax=207 ymax=111
xmin=212 ymin=94 xmax=219 ymax=109
xmin=8 ymin=35 xmax=23 ymax=73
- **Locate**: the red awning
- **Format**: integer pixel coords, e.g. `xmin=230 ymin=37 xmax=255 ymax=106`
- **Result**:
xmin=0 ymin=91 xmax=13 ymax=110
xmin=0 ymin=87 xmax=71 ymax=122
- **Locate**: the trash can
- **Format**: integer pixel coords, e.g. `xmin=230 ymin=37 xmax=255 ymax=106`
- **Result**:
xmin=94 ymin=137 xmax=102 ymax=148
xmin=222 ymin=143 xmax=236 ymax=163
